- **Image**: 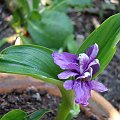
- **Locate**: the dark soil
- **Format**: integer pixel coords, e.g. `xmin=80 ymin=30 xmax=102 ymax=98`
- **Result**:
xmin=0 ymin=89 xmax=60 ymax=120
xmin=0 ymin=3 xmax=15 ymax=51
xmin=0 ymin=88 xmax=93 ymax=120
xmin=0 ymin=0 xmax=120 ymax=120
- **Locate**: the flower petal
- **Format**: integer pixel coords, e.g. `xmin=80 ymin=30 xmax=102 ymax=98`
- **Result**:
xmin=88 ymin=59 xmax=100 ymax=76
xmin=89 ymin=67 xmax=93 ymax=78
xmin=73 ymin=81 xmax=91 ymax=106
xmin=66 ymin=63 xmax=80 ymax=72
xmin=90 ymin=80 xmax=108 ymax=92
xmin=58 ymin=71 xmax=78 ymax=79
xmin=76 ymin=71 xmax=91 ymax=80
xmin=73 ymin=81 xmax=84 ymax=103
xmin=86 ymin=43 xmax=99 ymax=61
xmin=52 ymin=52 xmax=78 ymax=70
xmin=63 ymin=80 xmax=73 ymax=90
xmin=79 ymin=53 xmax=89 ymax=74
xmin=80 ymin=82 xmax=91 ymax=106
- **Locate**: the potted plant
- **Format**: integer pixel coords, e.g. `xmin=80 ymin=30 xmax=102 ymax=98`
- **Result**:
xmin=0 ymin=13 xmax=120 ymax=120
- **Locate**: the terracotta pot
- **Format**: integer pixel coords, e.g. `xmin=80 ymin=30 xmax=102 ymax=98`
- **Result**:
xmin=0 ymin=73 xmax=120 ymax=120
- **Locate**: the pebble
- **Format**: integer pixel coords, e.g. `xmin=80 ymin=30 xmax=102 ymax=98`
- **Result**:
xmin=118 ymin=74 xmax=120 ymax=79
xmin=32 ymin=93 xmax=41 ymax=101
xmin=102 ymin=70 xmax=108 ymax=76
xmin=76 ymin=34 xmax=85 ymax=45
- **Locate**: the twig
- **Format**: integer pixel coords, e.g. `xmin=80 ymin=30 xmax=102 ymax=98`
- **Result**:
xmin=92 ymin=17 xmax=100 ymax=28
xmin=91 ymin=90 xmax=120 ymax=120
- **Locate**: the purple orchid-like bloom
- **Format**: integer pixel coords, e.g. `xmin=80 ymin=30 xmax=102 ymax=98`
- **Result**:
xmin=52 ymin=43 xmax=108 ymax=106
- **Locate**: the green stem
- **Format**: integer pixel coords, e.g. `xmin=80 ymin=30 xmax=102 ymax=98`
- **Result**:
xmin=55 ymin=85 xmax=80 ymax=120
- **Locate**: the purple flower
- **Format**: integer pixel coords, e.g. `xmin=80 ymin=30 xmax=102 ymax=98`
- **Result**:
xmin=52 ymin=43 xmax=108 ymax=106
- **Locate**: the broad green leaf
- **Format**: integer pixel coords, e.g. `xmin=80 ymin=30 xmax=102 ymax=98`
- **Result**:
xmin=27 ymin=10 xmax=74 ymax=49
xmin=0 ymin=45 xmax=61 ymax=83
xmin=77 ymin=13 xmax=120 ymax=77
xmin=26 ymin=109 xmax=50 ymax=120
xmin=0 ymin=45 xmax=62 ymax=85
xmin=1 ymin=109 xmax=26 ymax=120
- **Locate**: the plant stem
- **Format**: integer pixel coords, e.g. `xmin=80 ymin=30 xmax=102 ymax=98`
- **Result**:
xmin=56 ymin=94 xmax=73 ymax=120
xmin=55 ymin=85 xmax=80 ymax=120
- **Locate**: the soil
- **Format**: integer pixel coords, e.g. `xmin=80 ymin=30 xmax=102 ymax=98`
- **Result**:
xmin=0 ymin=88 xmax=98 ymax=120
xmin=0 ymin=0 xmax=120 ymax=120
xmin=0 ymin=3 xmax=15 ymax=51
xmin=0 ymin=89 xmax=60 ymax=120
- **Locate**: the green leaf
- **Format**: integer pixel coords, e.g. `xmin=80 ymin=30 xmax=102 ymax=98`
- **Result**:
xmin=50 ymin=0 xmax=68 ymax=12
xmin=66 ymin=35 xmax=78 ymax=53
xmin=28 ymin=11 xmax=41 ymax=21
xmin=0 ymin=45 xmax=62 ymax=86
xmin=26 ymin=109 xmax=50 ymax=120
xmin=10 ymin=10 xmax=22 ymax=32
xmin=32 ymin=0 xmax=40 ymax=10
xmin=20 ymin=35 xmax=33 ymax=44
xmin=50 ymin=0 xmax=92 ymax=12
xmin=68 ymin=0 xmax=92 ymax=8
xmin=27 ymin=10 xmax=74 ymax=49
xmin=0 ymin=38 xmax=8 ymax=48
xmin=77 ymin=13 xmax=120 ymax=77
xmin=17 ymin=0 xmax=30 ymax=15
xmin=1 ymin=109 xmax=26 ymax=120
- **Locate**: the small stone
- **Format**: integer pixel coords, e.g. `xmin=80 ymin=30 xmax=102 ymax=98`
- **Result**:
xmin=32 ymin=93 xmax=41 ymax=101
xmin=118 ymin=74 xmax=120 ymax=79
xmin=1 ymin=101 xmax=8 ymax=106
xmin=76 ymin=34 xmax=85 ymax=45
xmin=102 ymin=70 xmax=108 ymax=76
xmin=0 ymin=19 xmax=2 ymax=25
xmin=76 ymin=34 xmax=84 ymax=41
xmin=39 ymin=90 xmax=47 ymax=96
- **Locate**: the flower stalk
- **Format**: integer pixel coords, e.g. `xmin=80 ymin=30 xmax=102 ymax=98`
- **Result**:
xmin=55 ymin=85 xmax=80 ymax=120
